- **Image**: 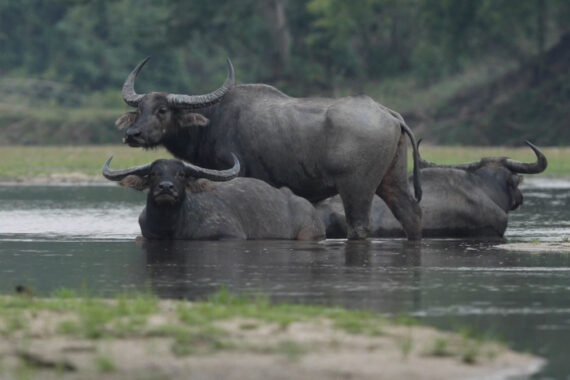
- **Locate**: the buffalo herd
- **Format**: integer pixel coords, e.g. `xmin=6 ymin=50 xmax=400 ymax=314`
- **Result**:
xmin=104 ymin=58 xmax=548 ymax=241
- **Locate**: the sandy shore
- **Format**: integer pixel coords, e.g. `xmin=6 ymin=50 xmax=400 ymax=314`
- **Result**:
xmin=496 ymin=242 xmax=570 ymax=252
xmin=0 ymin=296 xmax=544 ymax=380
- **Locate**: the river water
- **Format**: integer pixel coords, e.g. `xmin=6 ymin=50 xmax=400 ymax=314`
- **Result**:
xmin=0 ymin=179 xmax=569 ymax=378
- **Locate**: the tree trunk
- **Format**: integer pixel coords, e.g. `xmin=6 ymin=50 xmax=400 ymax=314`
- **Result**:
xmin=534 ymin=0 xmax=547 ymax=83
xmin=261 ymin=0 xmax=291 ymax=78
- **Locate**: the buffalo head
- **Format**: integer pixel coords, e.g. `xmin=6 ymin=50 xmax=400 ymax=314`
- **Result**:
xmin=418 ymin=140 xmax=547 ymax=211
xmin=117 ymin=57 xmax=235 ymax=148
xmin=102 ymin=154 xmax=240 ymax=205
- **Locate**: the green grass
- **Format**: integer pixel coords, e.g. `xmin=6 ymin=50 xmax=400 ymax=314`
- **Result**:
xmin=1 ymin=289 xmax=159 ymax=340
xmin=0 ymin=288 xmax=393 ymax=363
xmin=398 ymin=333 xmax=414 ymax=359
xmin=0 ymin=102 xmax=125 ymax=145
xmin=0 ymin=145 xmax=173 ymax=181
xmin=461 ymin=341 xmax=481 ymax=364
xmin=0 ymin=287 xmax=387 ymax=343
xmin=274 ymin=341 xmax=307 ymax=361
xmin=96 ymin=356 xmax=116 ymax=373
xmin=429 ymin=337 xmax=452 ymax=357
xmin=0 ymin=144 xmax=567 ymax=182
xmin=416 ymin=145 xmax=570 ymax=178
xmin=0 ymin=287 xmax=512 ymax=377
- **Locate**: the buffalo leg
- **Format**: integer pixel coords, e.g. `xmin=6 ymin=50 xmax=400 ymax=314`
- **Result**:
xmin=377 ymin=141 xmax=422 ymax=240
xmin=336 ymin=178 xmax=377 ymax=240
xmin=377 ymin=183 xmax=422 ymax=240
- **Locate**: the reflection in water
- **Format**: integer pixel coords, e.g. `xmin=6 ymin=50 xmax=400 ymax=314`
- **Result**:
xmin=344 ymin=241 xmax=372 ymax=266
xmin=0 ymin=183 xmax=569 ymax=378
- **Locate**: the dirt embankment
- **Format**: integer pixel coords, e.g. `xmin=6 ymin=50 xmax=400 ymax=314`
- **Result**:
xmin=0 ymin=296 xmax=544 ymax=380
xmin=414 ymin=33 xmax=570 ymax=146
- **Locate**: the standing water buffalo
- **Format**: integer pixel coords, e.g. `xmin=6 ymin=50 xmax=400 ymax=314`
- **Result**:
xmin=116 ymin=58 xmax=422 ymax=240
xmin=317 ymin=141 xmax=547 ymax=238
xmin=102 ymin=155 xmax=325 ymax=240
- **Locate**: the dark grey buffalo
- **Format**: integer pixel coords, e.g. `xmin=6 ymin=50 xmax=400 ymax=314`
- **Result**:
xmin=116 ymin=58 xmax=422 ymax=240
xmin=102 ymin=155 xmax=325 ymax=240
xmin=317 ymin=141 xmax=547 ymax=238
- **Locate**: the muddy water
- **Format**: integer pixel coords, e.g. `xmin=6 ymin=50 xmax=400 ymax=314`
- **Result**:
xmin=0 ymin=179 xmax=569 ymax=378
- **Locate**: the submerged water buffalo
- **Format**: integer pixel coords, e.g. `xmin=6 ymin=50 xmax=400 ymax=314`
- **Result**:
xmin=116 ymin=58 xmax=422 ymax=240
xmin=102 ymin=155 xmax=325 ymax=240
xmin=317 ymin=141 xmax=547 ymax=238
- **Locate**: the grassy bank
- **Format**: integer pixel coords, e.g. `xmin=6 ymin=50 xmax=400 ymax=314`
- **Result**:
xmin=0 ymin=145 xmax=173 ymax=183
xmin=0 ymin=102 xmax=124 ymax=145
xmin=417 ymin=144 xmax=570 ymax=178
xmin=0 ymin=289 xmax=542 ymax=379
xmin=0 ymin=144 xmax=568 ymax=183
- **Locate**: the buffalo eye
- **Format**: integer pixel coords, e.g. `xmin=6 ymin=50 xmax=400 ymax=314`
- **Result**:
xmin=157 ymin=107 xmax=168 ymax=115
xmin=176 ymin=171 xmax=186 ymax=180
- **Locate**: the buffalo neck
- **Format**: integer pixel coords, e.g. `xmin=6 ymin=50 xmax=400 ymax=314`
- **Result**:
xmin=162 ymin=125 xmax=203 ymax=163
xmin=163 ymin=103 xmax=223 ymax=167
xmin=144 ymin=195 xmax=185 ymax=238
xmin=475 ymin=169 xmax=513 ymax=211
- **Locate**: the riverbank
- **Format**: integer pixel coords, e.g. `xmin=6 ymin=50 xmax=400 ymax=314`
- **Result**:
xmin=0 ymin=290 xmax=543 ymax=379
xmin=1 ymin=144 xmax=568 ymax=184
xmin=496 ymin=242 xmax=570 ymax=252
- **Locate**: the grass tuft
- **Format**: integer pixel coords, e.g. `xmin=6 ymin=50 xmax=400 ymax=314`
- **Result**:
xmin=398 ymin=333 xmax=414 ymax=359
xmin=96 ymin=355 xmax=116 ymax=372
xmin=429 ymin=337 xmax=452 ymax=357
xmin=275 ymin=340 xmax=307 ymax=361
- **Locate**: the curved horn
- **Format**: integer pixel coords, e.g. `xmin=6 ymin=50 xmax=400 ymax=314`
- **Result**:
xmin=503 ymin=141 xmax=548 ymax=174
xmin=166 ymin=58 xmax=235 ymax=109
xmin=416 ymin=139 xmax=484 ymax=171
xmin=183 ymin=153 xmax=241 ymax=181
xmin=122 ymin=56 xmax=151 ymax=107
xmin=102 ymin=156 xmax=152 ymax=181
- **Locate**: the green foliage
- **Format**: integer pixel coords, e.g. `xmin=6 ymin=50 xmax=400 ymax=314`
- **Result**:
xmin=1 ymin=0 xmax=568 ymax=92
xmin=478 ymin=73 xmax=570 ymax=146
xmin=0 ymin=0 xmax=569 ymax=144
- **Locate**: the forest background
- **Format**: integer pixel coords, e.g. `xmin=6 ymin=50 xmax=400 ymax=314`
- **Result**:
xmin=0 ymin=0 xmax=569 ymax=146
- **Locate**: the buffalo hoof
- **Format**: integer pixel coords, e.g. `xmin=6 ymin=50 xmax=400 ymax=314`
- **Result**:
xmin=347 ymin=226 xmax=369 ymax=240
xmin=406 ymin=229 xmax=422 ymax=241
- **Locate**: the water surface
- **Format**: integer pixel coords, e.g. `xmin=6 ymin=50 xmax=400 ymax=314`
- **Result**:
xmin=0 ymin=179 xmax=569 ymax=378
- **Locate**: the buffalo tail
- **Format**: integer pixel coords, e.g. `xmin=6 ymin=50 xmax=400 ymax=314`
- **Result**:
xmin=401 ymin=122 xmax=422 ymax=202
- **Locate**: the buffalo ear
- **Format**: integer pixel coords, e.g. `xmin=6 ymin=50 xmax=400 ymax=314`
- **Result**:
xmin=115 ymin=112 xmax=137 ymax=130
xmin=176 ymin=111 xmax=210 ymax=128
xmin=119 ymin=175 xmax=149 ymax=191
